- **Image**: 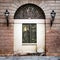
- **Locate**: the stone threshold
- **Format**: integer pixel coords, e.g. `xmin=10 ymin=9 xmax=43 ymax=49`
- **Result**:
xmin=0 ymin=53 xmax=45 ymax=56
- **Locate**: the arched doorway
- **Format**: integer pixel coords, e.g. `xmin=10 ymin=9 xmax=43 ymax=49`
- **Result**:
xmin=14 ymin=3 xmax=46 ymax=55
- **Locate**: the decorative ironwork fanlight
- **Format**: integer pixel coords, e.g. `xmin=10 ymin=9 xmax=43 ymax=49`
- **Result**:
xmin=14 ymin=4 xmax=45 ymax=19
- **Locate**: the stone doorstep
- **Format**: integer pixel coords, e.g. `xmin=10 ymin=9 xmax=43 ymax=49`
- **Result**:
xmin=0 ymin=53 xmax=45 ymax=56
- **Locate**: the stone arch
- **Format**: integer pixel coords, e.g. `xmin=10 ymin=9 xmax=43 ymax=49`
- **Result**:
xmin=14 ymin=3 xmax=46 ymax=19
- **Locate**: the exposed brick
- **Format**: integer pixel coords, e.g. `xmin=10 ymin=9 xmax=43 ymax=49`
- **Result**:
xmin=46 ymin=29 xmax=60 ymax=56
xmin=0 ymin=23 xmax=13 ymax=55
xmin=0 ymin=0 xmax=13 ymax=3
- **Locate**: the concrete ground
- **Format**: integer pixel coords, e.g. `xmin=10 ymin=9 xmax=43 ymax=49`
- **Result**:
xmin=0 ymin=56 xmax=60 ymax=60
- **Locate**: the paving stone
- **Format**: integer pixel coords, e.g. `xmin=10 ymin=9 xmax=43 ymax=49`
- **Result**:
xmin=0 ymin=56 xmax=60 ymax=60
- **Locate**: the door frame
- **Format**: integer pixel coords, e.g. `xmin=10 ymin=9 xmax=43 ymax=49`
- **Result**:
xmin=14 ymin=19 xmax=45 ymax=54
